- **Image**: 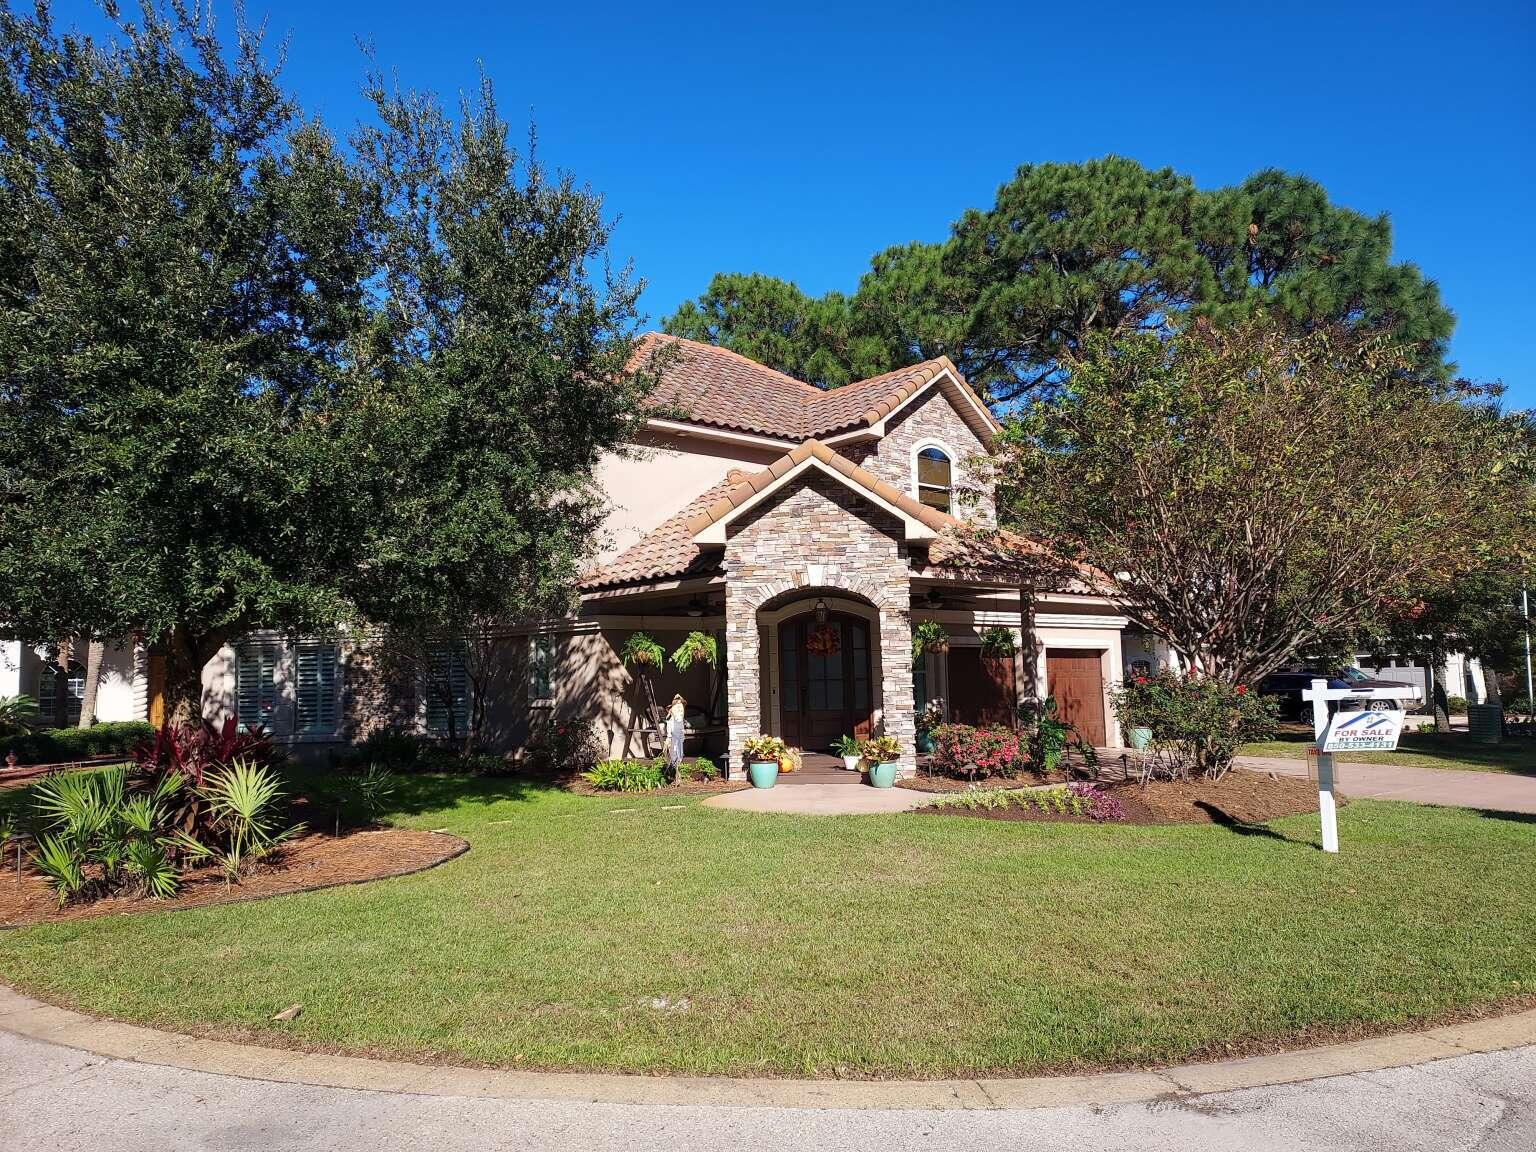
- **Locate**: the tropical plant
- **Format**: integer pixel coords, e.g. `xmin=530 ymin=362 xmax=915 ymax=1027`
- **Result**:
xmin=190 ymin=758 xmax=300 ymax=883
xmin=918 ymin=699 xmax=946 ymax=735
xmin=29 ymin=833 xmax=86 ymax=906
xmin=620 ymin=632 xmax=667 ymax=671
xmin=0 ymin=694 xmax=39 ymax=738
xmin=860 ymin=734 xmax=902 ymax=764
xmin=980 ymin=627 xmax=1016 ymax=657
xmin=1017 ymin=697 xmax=1071 ymax=775
xmin=581 ymin=758 xmax=667 ymax=792
xmin=742 ymin=734 xmax=789 ymax=764
xmin=912 ymin=621 xmax=949 ymax=663
xmin=132 ymin=717 xmax=276 ymax=840
xmin=670 ymin=632 xmax=718 ymax=671
xmin=833 ymin=734 xmax=862 ymax=758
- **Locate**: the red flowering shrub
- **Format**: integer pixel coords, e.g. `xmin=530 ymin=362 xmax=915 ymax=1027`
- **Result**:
xmin=1110 ymin=670 xmax=1276 ymax=779
xmin=929 ymin=723 xmax=1032 ymax=779
xmin=524 ymin=720 xmax=604 ymax=775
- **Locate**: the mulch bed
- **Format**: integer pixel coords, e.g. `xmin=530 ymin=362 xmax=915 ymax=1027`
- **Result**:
xmin=0 ymin=827 xmax=467 ymax=929
xmin=912 ymin=769 xmax=1325 ymax=827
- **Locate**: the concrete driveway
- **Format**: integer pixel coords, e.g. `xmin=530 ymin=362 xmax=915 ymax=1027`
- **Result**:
xmin=3 ymin=1026 xmax=1533 ymax=1151
xmin=1237 ymin=755 xmax=1536 ymax=814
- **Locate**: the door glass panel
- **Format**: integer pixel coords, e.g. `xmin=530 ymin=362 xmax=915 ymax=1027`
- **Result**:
xmin=852 ymin=621 xmax=870 ymax=711
xmin=780 ymin=625 xmax=799 ymax=712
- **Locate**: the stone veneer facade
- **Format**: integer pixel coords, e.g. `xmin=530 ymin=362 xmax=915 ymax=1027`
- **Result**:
xmin=723 ymin=470 xmax=917 ymax=774
xmin=851 ymin=387 xmax=996 ymax=525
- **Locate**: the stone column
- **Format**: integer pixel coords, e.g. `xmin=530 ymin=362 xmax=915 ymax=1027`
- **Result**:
xmin=724 ymin=578 xmax=761 ymax=773
xmin=877 ymin=591 xmax=918 ymax=775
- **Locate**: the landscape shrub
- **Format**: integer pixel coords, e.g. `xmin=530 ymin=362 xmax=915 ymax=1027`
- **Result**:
xmin=524 ymin=721 xmax=605 ymax=776
xmin=928 ymin=781 xmax=1124 ymax=822
xmin=1110 ymin=671 xmax=1277 ymax=780
xmin=677 ymin=757 xmax=720 ymax=781
xmin=1444 ymin=695 xmax=1469 ymax=714
xmin=581 ymin=758 xmax=667 ymax=791
xmin=4 ymin=720 xmax=155 ymax=766
xmin=928 ymin=723 xmax=1030 ymax=778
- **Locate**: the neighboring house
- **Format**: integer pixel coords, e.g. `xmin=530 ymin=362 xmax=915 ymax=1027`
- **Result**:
xmin=0 ymin=639 xmax=146 ymax=726
xmin=8 ymin=336 xmax=1134 ymax=771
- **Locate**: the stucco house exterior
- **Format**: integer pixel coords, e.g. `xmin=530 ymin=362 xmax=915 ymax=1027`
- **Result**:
xmin=5 ymin=335 xmax=1139 ymax=771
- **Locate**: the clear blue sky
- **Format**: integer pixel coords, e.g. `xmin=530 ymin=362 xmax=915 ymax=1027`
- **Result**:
xmin=61 ymin=0 xmax=1536 ymax=406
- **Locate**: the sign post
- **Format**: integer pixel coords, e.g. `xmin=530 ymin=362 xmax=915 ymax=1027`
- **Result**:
xmin=1301 ymin=679 xmax=1416 ymax=854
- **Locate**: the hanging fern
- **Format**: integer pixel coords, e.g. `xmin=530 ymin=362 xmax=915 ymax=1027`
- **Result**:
xmin=980 ymin=626 xmax=1017 ymax=657
xmin=670 ymin=631 xmax=718 ymax=672
xmin=912 ymin=620 xmax=949 ymax=663
xmin=620 ymin=631 xmax=666 ymax=670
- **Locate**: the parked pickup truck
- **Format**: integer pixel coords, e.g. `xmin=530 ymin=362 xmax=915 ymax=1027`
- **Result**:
xmin=1257 ymin=666 xmax=1421 ymax=719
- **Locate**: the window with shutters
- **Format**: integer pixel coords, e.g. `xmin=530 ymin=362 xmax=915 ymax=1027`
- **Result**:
xmin=234 ymin=643 xmax=282 ymax=731
xmin=529 ymin=635 xmax=553 ymax=702
xmin=424 ymin=646 xmax=470 ymax=736
xmin=295 ymin=641 xmax=340 ymax=734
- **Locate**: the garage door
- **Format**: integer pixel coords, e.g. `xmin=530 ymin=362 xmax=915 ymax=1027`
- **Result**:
xmin=1046 ymin=649 xmax=1106 ymax=747
xmin=948 ymin=647 xmax=1017 ymax=727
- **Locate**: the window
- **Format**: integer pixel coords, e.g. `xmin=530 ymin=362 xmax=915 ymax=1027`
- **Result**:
xmin=37 ymin=660 xmax=85 ymax=725
xmin=295 ymin=640 xmax=340 ymax=734
xmin=235 ymin=642 xmax=282 ymax=731
xmin=424 ymin=646 xmax=470 ymax=736
xmin=529 ymin=635 xmax=553 ymax=702
xmin=916 ymin=447 xmax=953 ymax=512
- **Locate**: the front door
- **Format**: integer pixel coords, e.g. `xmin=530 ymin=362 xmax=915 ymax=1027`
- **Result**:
xmin=1046 ymin=648 xmax=1107 ymax=747
xmin=779 ymin=614 xmax=873 ymax=750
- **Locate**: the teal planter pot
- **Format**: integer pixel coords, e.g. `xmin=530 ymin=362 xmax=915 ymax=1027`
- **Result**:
xmin=915 ymin=731 xmax=934 ymax=754
xmin=748 ymin=761 xmax=779 ymax=789
xmin=868 ymin=761 xmax=899 ymax=789
xmin=1128 ymin=727 xmax=1153 ymax=751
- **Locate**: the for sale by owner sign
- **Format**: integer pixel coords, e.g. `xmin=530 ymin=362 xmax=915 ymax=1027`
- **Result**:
xmin=1322 ymin=709 xmax=1406 ymax=753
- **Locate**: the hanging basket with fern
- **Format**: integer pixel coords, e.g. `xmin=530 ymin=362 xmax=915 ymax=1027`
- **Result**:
xmin=620 ymin=632 xmax=666 ymax=672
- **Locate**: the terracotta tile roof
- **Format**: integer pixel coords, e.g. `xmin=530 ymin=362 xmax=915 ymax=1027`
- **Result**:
xmin=682 ymin=439 xmax=950 ymax=538
xmin=582 ymin=438 xmax=1099 ymax=593
xmin=634 ymin=334 xmax=998 ymax=443
xmin=580 ymin=477 xmax=735 ymax=590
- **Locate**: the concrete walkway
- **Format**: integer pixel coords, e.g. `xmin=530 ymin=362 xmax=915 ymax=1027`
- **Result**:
xmin=3 ymin=1003 xmax=1533 ymax=1150
xmin=1237 ymin=754 xmax=1536 ymax=814
xmin=703 ymin=780 xmax=932 ymax=815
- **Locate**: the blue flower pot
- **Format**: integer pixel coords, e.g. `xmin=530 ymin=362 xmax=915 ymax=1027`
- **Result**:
xmin=915 ymin=731 xmax=934 ymax=754
xmin=748 ymin=761 xmax=779 ymax=789
xmin=869 ymin=761 xmax=899 ymax=788
xmin=1128 ymin=727 xmax=1153 ymax=751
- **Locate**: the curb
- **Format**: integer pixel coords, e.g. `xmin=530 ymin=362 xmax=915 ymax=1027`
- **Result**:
xmin=3 ymin=984 xmax=1533 ymax=1111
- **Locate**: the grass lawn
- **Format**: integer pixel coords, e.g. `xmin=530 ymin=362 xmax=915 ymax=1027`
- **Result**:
xmin=1 ymin=775 xmax=1532 ymax=1078
xmin=1241 ymin=725 xmax=1536 ymax=775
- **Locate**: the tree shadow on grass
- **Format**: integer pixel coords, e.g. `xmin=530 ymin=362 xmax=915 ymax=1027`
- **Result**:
xmin=1194 ymin=800 xmax=1312 ymax=844
xmin=1464 ymin=807 xmax=1536 ymax=826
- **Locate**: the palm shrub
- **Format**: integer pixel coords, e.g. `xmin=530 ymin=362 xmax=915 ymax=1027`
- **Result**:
xmin=132 ymin=716 xmax=276 ymax=839
xmin=178 ymin=758 xmax=299 ymax=883
xmin=27 ymin=766 xmax=185 ymax=905
xmin=0 ymin=694 xmax=39 ymax=739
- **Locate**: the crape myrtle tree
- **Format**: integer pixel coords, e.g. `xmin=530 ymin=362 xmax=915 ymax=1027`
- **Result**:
xmin=339 ymin=71 xmax=652 ymax=751
xmin=665 ymin=158 xmax=1456 ymax=405
xmin=0 ymin=1 xmax=374 ymax=720
xmin=991 ymin=316 xmax=1533 ymax=685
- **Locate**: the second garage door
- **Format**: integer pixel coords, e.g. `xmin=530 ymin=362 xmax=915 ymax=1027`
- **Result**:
xmin=1046 ymin=649 xmax=1107 ymax=747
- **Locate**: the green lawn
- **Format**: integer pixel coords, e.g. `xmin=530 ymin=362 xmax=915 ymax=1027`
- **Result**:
xmin=1 ymin=775 xmax=1532 ymax=1078
xmin=1241 ymin=726 xmax=1536 ymax=775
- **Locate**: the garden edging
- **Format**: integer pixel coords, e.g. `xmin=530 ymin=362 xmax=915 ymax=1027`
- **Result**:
xmin=2 ymin=983 xmax=1532 ymax=1111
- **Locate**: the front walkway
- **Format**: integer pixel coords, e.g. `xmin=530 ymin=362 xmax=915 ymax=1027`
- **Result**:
xmin=1237 ymin=755 xmax=1536 ymax=814
xmin=703 ymin=780 xmax=931 ymax=815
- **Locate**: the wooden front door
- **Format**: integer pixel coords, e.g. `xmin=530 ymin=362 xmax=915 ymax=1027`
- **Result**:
xmin=779 ymin=614 xmax=873 ymax=750
xmin=1046 ymin=649 xmax=1107 ymax=747
xmin=947 ymin=648 xmax=1017 ymax=727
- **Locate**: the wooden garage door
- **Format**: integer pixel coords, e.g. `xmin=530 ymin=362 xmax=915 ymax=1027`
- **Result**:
xmin=948 ymin=647 xmax=1017 ymax=727
xmin=1046 ymin=649 xmax=1106 ymax=747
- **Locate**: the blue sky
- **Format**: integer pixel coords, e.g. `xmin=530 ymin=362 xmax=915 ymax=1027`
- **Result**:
xmin=59 ymin=0 xmax=1535 ymax=405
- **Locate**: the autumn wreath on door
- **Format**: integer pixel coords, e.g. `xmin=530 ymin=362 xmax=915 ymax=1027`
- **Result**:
xmin=805 ymin=622 xmax=841 ymax=656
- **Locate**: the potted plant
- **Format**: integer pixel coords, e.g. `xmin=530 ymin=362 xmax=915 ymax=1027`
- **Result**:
xmin=833 ymin=733 xmax=862 ymax=771
xmin=861 ymin=734 xmax=902 ymax=788
xmin=915 ymin=697 xmax=944 ymax=754
xmin=911 ymin=620 xmax=949 ymax=663
xmin=980 ymin=626 xmax=1016 ymax=658
xmin=620 ymin=632 xmax=666 ymax=671
xmin=742 ymin=734 xmax=787 ymax=789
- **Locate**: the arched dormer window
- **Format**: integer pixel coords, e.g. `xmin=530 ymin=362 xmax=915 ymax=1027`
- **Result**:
xmin=915 ymin=446 xmax=953 ymax=513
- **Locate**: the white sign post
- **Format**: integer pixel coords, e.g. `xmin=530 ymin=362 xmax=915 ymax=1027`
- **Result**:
xmin=1301 ymin=679 xmax=1417 ymax=853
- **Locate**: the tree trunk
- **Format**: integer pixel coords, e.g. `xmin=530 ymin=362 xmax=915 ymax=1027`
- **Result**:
xmin=1428 ymin=659 xmax=1451 ymax=734
xmin=1482 ymin=663 xmax=1506 ymax=734
xmin=52 ymin=639 xmax=73 ymax=728
xmin=155 ymin=627 xmax=226 ymax=727
xmin=77 ymin=638 xmax=105 ymax=728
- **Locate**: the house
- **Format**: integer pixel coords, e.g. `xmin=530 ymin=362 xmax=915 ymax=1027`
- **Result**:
xmin=5 ymin=336 xmax=1134 ymax=772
